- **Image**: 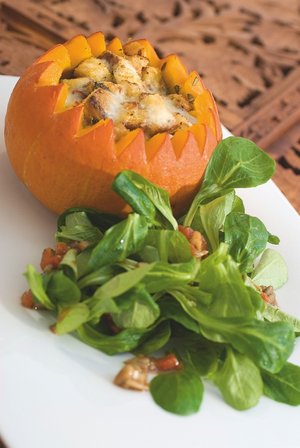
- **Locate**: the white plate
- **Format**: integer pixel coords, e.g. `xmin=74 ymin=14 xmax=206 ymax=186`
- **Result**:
xmin=1 ymin=75 xmax=300 ymax=448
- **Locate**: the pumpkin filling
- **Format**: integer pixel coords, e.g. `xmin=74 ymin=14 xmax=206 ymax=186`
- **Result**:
xmin=61 ymin=50 xmax=196 ymax=140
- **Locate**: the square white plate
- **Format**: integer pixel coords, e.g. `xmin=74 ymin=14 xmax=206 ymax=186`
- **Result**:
xmin=1 ymin=75 xmax=300 ymax=448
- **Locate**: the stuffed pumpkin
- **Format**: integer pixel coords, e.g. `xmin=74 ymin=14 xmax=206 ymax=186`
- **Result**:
xmin=5 ymin=32 xmax=221 ymax=216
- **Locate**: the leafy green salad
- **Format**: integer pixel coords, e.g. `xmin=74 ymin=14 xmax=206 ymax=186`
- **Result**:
xmin=23 ymin=136 xmax=300 ymax=415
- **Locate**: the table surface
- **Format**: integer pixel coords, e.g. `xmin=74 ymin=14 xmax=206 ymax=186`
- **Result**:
xmin=0 ymin=0 xmax=299 ymax=212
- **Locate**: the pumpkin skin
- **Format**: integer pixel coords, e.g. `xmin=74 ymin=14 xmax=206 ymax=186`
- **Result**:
xmin=5 ymin=33 xmax=222 ymax=217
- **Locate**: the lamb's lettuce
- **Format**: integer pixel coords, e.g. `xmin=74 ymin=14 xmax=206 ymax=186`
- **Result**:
xmin=184 ymin=136 xmax=275 ymax=226
xmin=224 ymin=212 xmax=270 ymax=273
xmin=262 ymin=362 xmax=300 ymax=406
xmin=213 ymin=347 xmax=263 ymax=410
xmin=22 ymin=136 xmax=299 ymax=416
xmin=150 ymin=366 xmax=204 ymax=416
xmin=113 ymin=170 xmax=178 ymax=230
xmin=252 ymin=248 xmax=288 ymax=289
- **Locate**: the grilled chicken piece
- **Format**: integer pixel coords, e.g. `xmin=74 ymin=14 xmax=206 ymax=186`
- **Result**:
xmin=140 ymin=93 xmax=178 ymax=136
xmin=126 ymin=55 xmax=149 ymax=75
xmin=84 ymin=85 xmax=123 ymax=124
xmin=101 ymin=51 xmax=121 ymax=66
xmin=118 ymin=80 xmax=143 ymax=97
xmin=112 ymin=57 xmax=143 ymax=86
xmin=142 ymin=66 xmax=167 ymax=94
xmin=62 ymin=77 xmax=95 ymax=108
xmin=74 ymin=57 xmax=112 ymax=82
xmin=172 ymin=113 xmax=191 ymax=131
xmin=168 ymin=93 xmax=193 ymax=112
xmin=102 ymin=51 xmax=144 ymax=90
xmin=121 ymin=101 xmax=145 ymax=130
xmin=94 ymin=81 xmax=123 ymax=95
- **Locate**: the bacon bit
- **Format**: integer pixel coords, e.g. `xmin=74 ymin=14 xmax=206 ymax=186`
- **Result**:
xmin=178 ymin=224 xmax=193 ymax=239
xmin=21 ymin=290 xmax=43 ymax=310
xmin=69 ymin=240 xmax=90 ymax=252
xmin=21 ymin=290 xmax=35 ymax=308
xmin=153 ymin=353 xmax=181 ymax=372
xmin=40 ymin=240 xmax=89 ymax=272
xmin=103 ymin=314 xmax=121 ymax=335
xmin=261 ymin=285 xmax=278 ymax=306
xmin=261 ymin=292 xmax=270 ymax=302
xmin=190 ymin=231 xmax=208 ymax=257
xmin=49 ymin=324 xmax=57 ymax=333
xmin=55 ymin=242 xmax=69 ymax=256
xmin=178 ymin=225 xmax=209 ymax=259
xmin=40 ymin=248 xmax=62 ymax=272
xmin=78 ymin=241 xmax=90 ymax=251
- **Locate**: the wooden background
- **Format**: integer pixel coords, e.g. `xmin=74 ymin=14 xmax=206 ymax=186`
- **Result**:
xmin=0 ymin=0 xmax=299 ymax=212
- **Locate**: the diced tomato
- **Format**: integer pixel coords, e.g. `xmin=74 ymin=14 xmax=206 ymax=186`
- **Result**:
xmin=55 ymin=242 xmax=69 ymax=256
xmin=178 ymin=225 xmax=208 ymax=258
xmin=153 ymin=354 xmax=181 ymax=371
xmin=178 ymin=225 xmax=194 ymax=239
xmin=103 ymin=314 xmax=121 ymax=334
xmin=261 ymin=291 xmax=277 ymax=305
xmin=21 ymin=290 xmax=35 ymax=308
xmin=40 ymin=248 xmax=61 ymax=271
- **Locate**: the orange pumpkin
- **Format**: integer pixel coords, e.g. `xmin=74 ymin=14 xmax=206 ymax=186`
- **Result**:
xmin=5 ymin=33 xmax=222 ymax=217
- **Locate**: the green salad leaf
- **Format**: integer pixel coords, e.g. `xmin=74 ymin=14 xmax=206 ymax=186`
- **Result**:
xmin=184 ymin=136 xmax=275 ymax=226
xmin=251 ymin=248 xmax=288 ymax=289
xmin=142 ymin=229 xmax=192 ymax=263
xmin=112 ymin=284 xmax=160 ymax=329
xmin=224 ymin=212 xmax=270 ymax=273
xmin=57 ymin=207 xmax=121 ymax=232
xmin=169 ymin=288 xmax=294 ymax=373
xmin=262 ymin=303 xmax=300 ymax=334
xmin=113 ymin=170 xmax=178 ymax=230
xmin=170 ymin=330 xmax=221 ymax=377
xmin=192 ymin=191 xmax=236 ymax=252
xmin=262 ymin=363 xmax=300 ymax=406
xmin=213 ymin=347 xmax=263 ymax=410
xmin=150 ymin=366 xmax=204 ymax=415
xmin=59 ymin=248 xmax=78 ymax=280
xmin=134 ymin=321 xmax=171 ymax=355
xmin=195 ymin=243 xmax=262 ymax=318
xmin=77 ymin=323 xmax=152 ymax=355
xmin=56 ymin=211 xmax=103 ymax=244
xmin=46 ymin=270 xmax=81 ymax=307
xmin=88 ymin=213 xmax=148 ymax=270
xmin=54 ymin=303 xmax=90 ymax=334
xmin=24 ymin=265 xmax=55 ymax=310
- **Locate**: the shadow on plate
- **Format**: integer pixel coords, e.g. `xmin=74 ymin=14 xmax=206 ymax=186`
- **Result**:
xmin=0 ymin=152 xmax=56 ymax=331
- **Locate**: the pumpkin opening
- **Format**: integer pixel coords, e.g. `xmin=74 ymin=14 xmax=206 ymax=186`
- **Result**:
xmin=60 ymin=49 xmax=198 ymax=141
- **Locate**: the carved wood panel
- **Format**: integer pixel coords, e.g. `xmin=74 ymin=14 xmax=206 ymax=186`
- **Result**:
xmin=0 ymin=0 xmax=299 ymax=211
